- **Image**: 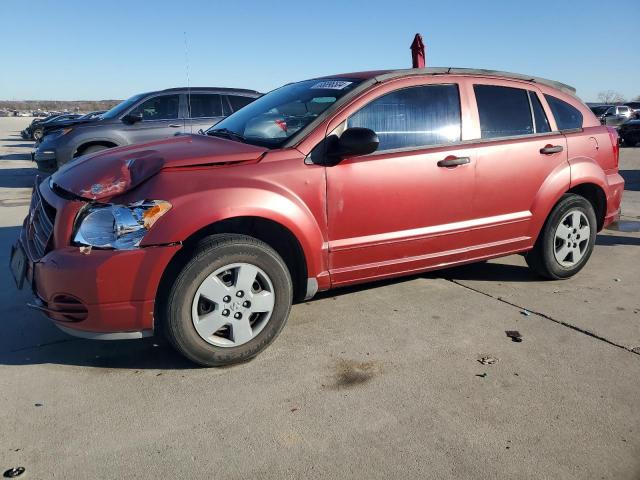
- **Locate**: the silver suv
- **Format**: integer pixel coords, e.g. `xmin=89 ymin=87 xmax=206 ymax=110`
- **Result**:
xmin=33 ymin=87 xmax=261 ymax=172
xmin=601 ymin=105 xmax=634 ymax=126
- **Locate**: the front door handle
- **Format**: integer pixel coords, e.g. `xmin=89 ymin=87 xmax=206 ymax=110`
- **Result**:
xmin=437 ymin=156 xmax=471 ymax=167
xmin=540 ymin=145 xmax=563 ymax=155
xmin=168 ymin=124 xmax=182 ymax=128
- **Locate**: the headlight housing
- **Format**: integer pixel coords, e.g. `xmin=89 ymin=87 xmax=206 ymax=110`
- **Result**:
xmin=73 ymin=200 xmax=171 ymax=249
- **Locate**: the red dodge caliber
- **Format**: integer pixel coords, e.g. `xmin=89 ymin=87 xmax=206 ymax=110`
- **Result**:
xmin=10 ymin=68 xmax=624 ymax=366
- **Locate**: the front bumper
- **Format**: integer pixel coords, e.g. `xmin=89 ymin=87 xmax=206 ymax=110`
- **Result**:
xmin=604 ymin=172 xmax=625 ymax=227
xmin=32 ymin=148 xmax=57 ymax=173
xmin=28 ymin=244 xmax=181 ymax=338
xmin=14 ymin=180 xmax=182 ymax=338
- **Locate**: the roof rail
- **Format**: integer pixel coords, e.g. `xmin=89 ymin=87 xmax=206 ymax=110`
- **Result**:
xmin=374 ymin=67 xmax=577 ymax=97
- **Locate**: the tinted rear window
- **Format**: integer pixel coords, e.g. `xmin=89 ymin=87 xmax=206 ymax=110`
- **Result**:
xmin=228 ymin=95 xmax=255 ymax=112
xmin=544 ymin=95 xmax=583 ymax=130
xmin=474 ymin=85 xmax=533 ymax=138
xmin=188 ymin=94 xmax=223 ymax=118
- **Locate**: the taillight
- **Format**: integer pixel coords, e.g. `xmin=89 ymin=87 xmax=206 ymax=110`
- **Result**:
xmin=606 ymin=126 xmax=619 ymax=168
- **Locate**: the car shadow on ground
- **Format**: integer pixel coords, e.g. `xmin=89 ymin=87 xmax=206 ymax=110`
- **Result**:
xmin=0 ymin=168 xmax=38 ymax=188
xmin=0 ymin=153 xmax=31 ymax=161
xmin=596 ymin=234 xmax=640 ymax=246
xmin=620 ymin=169 xmax=640 ymax=192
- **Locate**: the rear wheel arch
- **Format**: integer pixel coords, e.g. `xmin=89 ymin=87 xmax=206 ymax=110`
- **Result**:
xmin=567 ymin=183 xmax=606 ymax=230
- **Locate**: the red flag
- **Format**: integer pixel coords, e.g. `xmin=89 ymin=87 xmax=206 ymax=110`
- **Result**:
xmin=411 ymin=33 xmax=426 ymax=68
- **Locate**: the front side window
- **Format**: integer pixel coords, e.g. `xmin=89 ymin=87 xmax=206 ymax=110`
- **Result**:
xmin=544 ymin=94 xmax=583 ymax=130
xmin=208 ymin=78 xmax=361 ymax=148
xmin=474 ymin=85 xmax=533 ymax=138
xmin=347 ymin=84 xmax=461 ymax=151
xmin=188 ymin=94 xmax=223 ymax=118
xmin=131 ymin=95 xmax=180 ymax=120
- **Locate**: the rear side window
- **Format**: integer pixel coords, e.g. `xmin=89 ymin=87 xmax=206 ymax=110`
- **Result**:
xmin=529 ymin=91 xmax=551 ymax=133
xmin=474 ymin=85 xmax=533 ymax=138
xmin=132 ymin=94 xmax=180 ymax=120
xmin=347 ymin=84 xmax=461 ymax=151
xmin=188 ymin=94 xmax=223 ymax=118
xmin=544 ymin=95 xmax=583 ymax=130
xmin=228 ymin=95 xmax=255 ymax=112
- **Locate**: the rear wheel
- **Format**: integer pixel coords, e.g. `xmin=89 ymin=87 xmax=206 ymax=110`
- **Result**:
xmin=526 ymin=194 xmax=597 ymax=279
xmin=160 ymin=234 xmax=293 ymax=367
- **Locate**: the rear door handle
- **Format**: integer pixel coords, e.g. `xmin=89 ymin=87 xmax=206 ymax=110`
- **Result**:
xmin=168 ymin=124 xmax=182 ymax=128
xmin=540 ymin=145 xmax=563 ymax=155
xmin=437 ymin=156 xmax=471 ymax=167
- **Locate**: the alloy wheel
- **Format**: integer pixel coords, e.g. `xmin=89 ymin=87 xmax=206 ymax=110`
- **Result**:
xmin=553 ymin=210 xmax=591 ymax=267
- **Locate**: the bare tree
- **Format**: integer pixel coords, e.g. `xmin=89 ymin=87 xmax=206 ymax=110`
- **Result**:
xmin=597 ymin=90 xmax=626 ymax=104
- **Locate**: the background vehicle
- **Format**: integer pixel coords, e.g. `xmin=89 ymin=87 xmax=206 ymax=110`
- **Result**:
xmin=589 ymin=104 xmax=612 ymax=118
xmin=21 ymin=113 xmax=68 ymax=139
xmin=618 ymin=118 xmax=640 ymax=146
xmin=32 ymin=87 xmax=260 ymax=172
xmin=36 ymin=110 xmax=106 ymax=143
xmin=624 ymin=101 xmax=640 ymax=118
xmin=13 ymin=68 xmax=623 ymax=367
xmin=600 ymin=105 xmax=634 ymax=126
xmin=24 ymin=113 xmax=82 ymax=141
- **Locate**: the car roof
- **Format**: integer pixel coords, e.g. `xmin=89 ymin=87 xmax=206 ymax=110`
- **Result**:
xmin=152 ymin=87 xmax=261 ymax=96
xmin=319 ymin=67 xmax=577 ymax=97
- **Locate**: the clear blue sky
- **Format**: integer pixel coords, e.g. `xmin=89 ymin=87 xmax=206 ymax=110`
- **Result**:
xmin=1 ymin=0 xmax=638 ymax=102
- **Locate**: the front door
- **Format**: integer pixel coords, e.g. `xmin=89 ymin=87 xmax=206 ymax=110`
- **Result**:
xmin=123 ymin=93 xmax=184 ymax=144
xmin=325 ymin=83 xmax=476 ymax=285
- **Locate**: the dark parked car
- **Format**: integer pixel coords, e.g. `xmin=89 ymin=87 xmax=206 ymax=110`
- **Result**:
xmin=21 ymin=114 xmax=79 ymax=140
xmin=33 ymin=87 xmax=261 ymax=172
xmin=36 ymin=110 xmax=107 ymax=144
xmin=618 ymin=118 xmax=640 ymax=146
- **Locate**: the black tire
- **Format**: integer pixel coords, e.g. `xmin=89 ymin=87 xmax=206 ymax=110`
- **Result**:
xmin=32 ymin=128 xmax=43 ymax=141
xmin=526 ymin=194 xmax=597 ymax=279
xmin=81 ymin=144 xmax=109 ymax=155
xmin=159 ymin=234 xmax=293 ymax=367
xmin=622 ymin=135 xmax=638 ymax=147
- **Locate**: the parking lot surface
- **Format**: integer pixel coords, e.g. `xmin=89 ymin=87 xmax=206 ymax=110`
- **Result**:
xmin=1 ymin=117 xmax=639 ymax=479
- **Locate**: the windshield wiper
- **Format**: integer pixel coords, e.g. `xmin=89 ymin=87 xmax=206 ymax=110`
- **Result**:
xmin=207 ymin=128 xmax=246 ymax=143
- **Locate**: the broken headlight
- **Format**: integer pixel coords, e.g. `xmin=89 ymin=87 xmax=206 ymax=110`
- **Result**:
xmin=73 ymin=200 xmax=171 ymax=249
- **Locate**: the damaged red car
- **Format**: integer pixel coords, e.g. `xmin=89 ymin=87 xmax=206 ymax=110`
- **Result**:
xmin=11 ymin=68 xmax=624 ymax=366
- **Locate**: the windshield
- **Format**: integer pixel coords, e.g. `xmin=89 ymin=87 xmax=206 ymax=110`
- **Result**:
xmin=207 ymin=78 xmax=362 ymax=148
xmin=101 ymin=93 xmax=147 ymax=120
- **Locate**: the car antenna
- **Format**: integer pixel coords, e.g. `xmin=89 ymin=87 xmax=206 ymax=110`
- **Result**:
xmin=183 ymin=31 xmax=192 ymax=134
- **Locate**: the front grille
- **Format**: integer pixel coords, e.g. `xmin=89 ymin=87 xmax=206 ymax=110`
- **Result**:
xmin=22 ymin=179 xmax=56 ymax=260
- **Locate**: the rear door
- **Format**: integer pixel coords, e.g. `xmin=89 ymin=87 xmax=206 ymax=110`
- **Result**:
xmin=467 ymin=82 xmax=569 ymax=250
xmin=123 ymin=93 xmax=183 ymax=144
xmin=186 ymin=93 xmax=226 ymax=133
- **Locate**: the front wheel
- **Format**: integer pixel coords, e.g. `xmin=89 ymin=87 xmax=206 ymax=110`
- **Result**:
xmin=32 ymin=128 xmax=43 ymax=141
xmin=160 ymin=234 xmax=293 ymax=367
xmin=526 ymin=194 xmax=597 ymax=279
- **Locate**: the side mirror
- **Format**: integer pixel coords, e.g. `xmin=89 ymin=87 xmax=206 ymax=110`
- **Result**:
xmin=327 ymin=127 xmax=379 ymax=162
xmin=122 ymin=112 xmax=143 ymax=124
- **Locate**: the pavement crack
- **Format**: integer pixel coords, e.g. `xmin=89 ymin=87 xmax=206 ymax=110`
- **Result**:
xmin=443 ymin=277 xmax=640 ymax=356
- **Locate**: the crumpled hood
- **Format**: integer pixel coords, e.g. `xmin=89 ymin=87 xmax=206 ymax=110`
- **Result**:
xmin=51 ymin=134 xmax=268 ymax=200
